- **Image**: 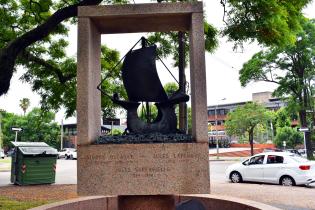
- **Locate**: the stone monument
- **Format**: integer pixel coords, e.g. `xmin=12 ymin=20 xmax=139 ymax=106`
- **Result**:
xmin=76 ymin=1 xmax=209 ymax=209
xmin=31 ymin=2 xmax=282 ymax=210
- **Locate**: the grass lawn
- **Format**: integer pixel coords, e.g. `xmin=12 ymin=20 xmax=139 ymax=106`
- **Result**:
xmin=0 ymin=196 xmax=49 ymax=210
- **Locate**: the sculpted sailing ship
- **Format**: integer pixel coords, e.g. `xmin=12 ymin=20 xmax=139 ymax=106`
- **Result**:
xmin=99 ymin=37 xmax=189 ymax=134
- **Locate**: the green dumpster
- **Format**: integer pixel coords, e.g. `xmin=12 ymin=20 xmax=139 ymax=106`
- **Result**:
xmin=10 ymin=142 xmax=58 ymax=185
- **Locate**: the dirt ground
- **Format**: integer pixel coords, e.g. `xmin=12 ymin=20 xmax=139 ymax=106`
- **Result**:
xmin=0 ymin=185 xmax=78 ymax=202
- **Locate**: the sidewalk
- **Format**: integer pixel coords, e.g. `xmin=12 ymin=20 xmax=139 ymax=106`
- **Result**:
xmin=209 ymin=156 xmax=244 ymax=161
xmin=209 ymin=147 xmax=264 ymax=161
xmin=0 ymin=158 xmax=11 ymax=172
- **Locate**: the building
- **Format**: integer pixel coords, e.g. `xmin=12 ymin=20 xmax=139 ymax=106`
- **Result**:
xmin=61 ymin=118 xmax=127 ymax=148
xmin=207 ymin=92 xmax=289 ymax=147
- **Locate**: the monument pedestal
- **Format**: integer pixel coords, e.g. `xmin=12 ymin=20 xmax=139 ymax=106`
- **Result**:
xmin=77 ymin=142 xmax=210 ymax=196
xmin=118 ymin=195 xmax=175 ymax=210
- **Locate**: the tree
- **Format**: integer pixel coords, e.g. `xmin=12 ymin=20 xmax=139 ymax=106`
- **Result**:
xmin=239 ymin=18 xmax=315 ymax=159
xmin=274 ymin=126 xmax=303 ymax=149
xmin=19 ymin=98 xmax=30 ymax=115
xmin=1 ymin=108 xmax=60 ymax=148
xmin=0 ymin=0 xmax=312 ymax=138
xmin=0 ymin=0 xmax=127 ymax=117
xmin=221 ymin=0 xmax=312 ymax=48
xmin=225 ymin=102 xmax=272 ymax=155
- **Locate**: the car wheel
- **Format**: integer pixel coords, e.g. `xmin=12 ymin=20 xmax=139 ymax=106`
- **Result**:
xmin=230 ymin=171 xmax=242 ymax=183
xmin=280 ymin=176 xmax=295 ymax=186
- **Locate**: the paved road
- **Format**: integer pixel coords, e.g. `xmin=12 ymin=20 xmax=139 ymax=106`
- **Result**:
xmin=210 ymin=160 xmax=315 ymax=210
xmin=1 ymin=159 xmax=315 ymax=209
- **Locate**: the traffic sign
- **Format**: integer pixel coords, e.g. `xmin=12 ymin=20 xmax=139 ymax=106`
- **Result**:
xmin=298 ymin=127 xmax=309 ymax=132
xmin=11 ymin=127 xmax=23 ymax=132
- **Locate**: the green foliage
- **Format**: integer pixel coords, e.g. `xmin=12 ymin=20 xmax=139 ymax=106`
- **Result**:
xmin=239 ymin=19 xmax=315 ymax=102
xmin=0 ymin=0 xmax=128 ymax=117
xmin=225 ymin=102 xmax=272 ymax=136
xmin=137 ymin=103 xmax=159 ymax=122
xmin=22 ymin=44 xmax=123 ymax=118
xmin=147 ymin=23 xmax=218 ymax=67
xmin=164 ymin=82 xmax=178 ymax=96
xmin=239 ymin=18 xmax=315 ymax=157
xmin=19 ymin=98 xmax=30 ymax=116
xmin=111 ymin=129 xmax=123 ymax=135
xmin=274 ymin=108 xmax=291 ymax=128
xmin=1 ymin=108 xmax=60 ymax=148
xmin=222 ymin=0 xmax=312 ymax=47
xmin=274 ymin=126 xmax=303 ymax=148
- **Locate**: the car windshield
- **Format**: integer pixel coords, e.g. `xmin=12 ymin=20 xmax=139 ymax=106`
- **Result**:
xmin=289 ymin=155 xmax=308 ymax=162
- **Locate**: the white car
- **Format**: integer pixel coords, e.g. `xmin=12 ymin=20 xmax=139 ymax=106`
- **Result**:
xmin=0 ymin=149 xmax=4 ymax=159
xmin=225 ymin=152 xmax=315 ymax=186
xmin=58 ymin=148 xmax=76 ymax=159
xmin=68 ymin=149 xmax=77 ymax=160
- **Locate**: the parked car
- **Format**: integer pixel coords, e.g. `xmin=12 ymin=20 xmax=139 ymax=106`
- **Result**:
xmin=285 ymin=149 xmax=302 ymax=156
xmin=263 ymin=148 xmax=283 ymax=152
xmin=67 ymin=149 xmax=77 ymax=160
xmin=0 ymin=149 xmax=4 ymax=159
xmin=225 ymin=152 xmax=315 ymax=186
xmin=298 ymin=149 xmax=307 ymax=158
xmin=58 ymin=148 xmax=76 ymax=159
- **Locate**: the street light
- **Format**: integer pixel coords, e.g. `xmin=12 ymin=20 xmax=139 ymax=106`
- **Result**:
xmin=215 ymin=98 xmax=226 ymax=159
xmin=11 ymin=127 xmax=23 ymax=142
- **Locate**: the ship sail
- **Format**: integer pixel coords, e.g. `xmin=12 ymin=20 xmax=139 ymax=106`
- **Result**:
xmin=121 ymin=45 xmax=168 ymax=102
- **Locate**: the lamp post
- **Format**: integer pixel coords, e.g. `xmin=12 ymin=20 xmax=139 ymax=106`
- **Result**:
xmin=215 ymin=98 xmax=226 ymax=159
xmin=11 ymin=127 xmax=23 ymax=142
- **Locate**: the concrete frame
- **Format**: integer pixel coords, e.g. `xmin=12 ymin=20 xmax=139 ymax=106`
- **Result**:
xmin=77 ymin=2 xmax=208 ymax=145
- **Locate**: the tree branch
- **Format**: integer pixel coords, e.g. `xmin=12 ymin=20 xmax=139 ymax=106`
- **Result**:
xmin=0 ymin=0 xmax=103 ymax=95
xmin=20 ymin=50 xmax=75 ymax=84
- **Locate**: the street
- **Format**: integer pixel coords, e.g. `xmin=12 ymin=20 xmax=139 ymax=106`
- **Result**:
xmin=1 ymin=159 xmax=315 ymax=210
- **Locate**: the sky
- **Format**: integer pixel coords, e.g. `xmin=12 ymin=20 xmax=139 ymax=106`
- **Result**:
xmin=0 ymin=0 xmax=314 ymax=123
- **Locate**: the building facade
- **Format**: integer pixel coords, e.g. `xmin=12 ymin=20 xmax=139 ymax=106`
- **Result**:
xmin=207 ymin=92 xmax=289 ymax=147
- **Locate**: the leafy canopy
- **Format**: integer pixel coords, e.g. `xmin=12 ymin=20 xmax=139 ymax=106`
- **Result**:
xmin=1 ymin=108 xmax=60 ymax=148
xmin=222 ymin=0 xmax=312 ymax=47
xmin=274 ymin=126 xmax=303 ymax=148
xmin=225 ymin=102 xmax=272 ymax=136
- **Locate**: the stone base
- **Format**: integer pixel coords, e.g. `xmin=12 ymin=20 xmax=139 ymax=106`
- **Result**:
xmin=30 ymin=195 xmax=282 ymax=210
xmin=77 ymin=143 xmax=210 ymax=195
xmin=118 ymin=195 xmax=175 ymax=210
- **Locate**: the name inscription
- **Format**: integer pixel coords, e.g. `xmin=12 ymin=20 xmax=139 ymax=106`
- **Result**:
xmin=79 ymin=149 xmax=207 ymax=179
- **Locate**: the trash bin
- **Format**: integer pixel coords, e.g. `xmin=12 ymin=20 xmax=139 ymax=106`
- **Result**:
xmin=10 ymin=142 xmax=58 ymax=185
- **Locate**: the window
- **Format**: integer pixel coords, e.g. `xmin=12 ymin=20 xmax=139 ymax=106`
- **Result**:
xmin=208 ymin=110 xmax=215 ymax=116
xmin=267 ymin=155 xmax=284 ymax=164
xmin=249 ymin=155 xmax=265 ymax=165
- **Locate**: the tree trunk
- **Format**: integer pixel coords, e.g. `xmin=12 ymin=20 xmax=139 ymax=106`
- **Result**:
xmin=249 ymin=128 xmax=254 ymax=156
xmin=299 ymin=109 xmax=314 ymax=159
xmin=178 ymin=31 xmax=187 ymax=132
